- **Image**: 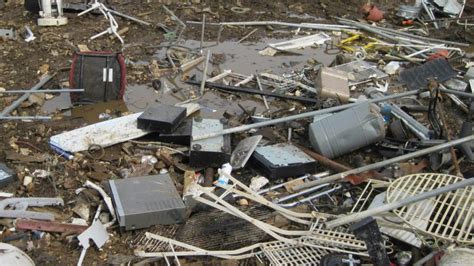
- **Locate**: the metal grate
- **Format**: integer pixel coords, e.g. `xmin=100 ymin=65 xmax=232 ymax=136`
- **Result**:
xmin=260 ymin=241 xmax=330 ymax=266
xmin=131 ymin=208 xmax=273 ymax=252
xmin=386 ymin=173 xmax=474 ymax=244
xmin=131 ymin=225 xmax=179 ymax=253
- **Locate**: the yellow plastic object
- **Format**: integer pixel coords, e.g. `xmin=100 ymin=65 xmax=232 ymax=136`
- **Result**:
xmin=338 ymin=32 xmax=382 ymax=54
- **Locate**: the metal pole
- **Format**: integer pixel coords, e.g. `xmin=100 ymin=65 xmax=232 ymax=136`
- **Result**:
xmin=200 ymin=14 xmax=206 ymax=51
xmin=325 ymin=177 xmax=474 ymax=229
xmin=0 ymin=74 xmax=53 ymax=117
xmin=200 ymin=50 xmax=211 ymax=95
xmin=238 ymin=28 xmax=258 ymax=44
xmin=192 ymin=90 xmax=421 ymax=141
xmin=187 ymin=80 xmax=320 ymax=104
xmin=257 ymin=171 xmax=331 ymax=195
xmin=296 ymin=144 xmax=351 ymax=172
xmin=276 ymin=183 xmax=332 ymax=203
xmin=0 ymin=116 xmax=51 ymax=120
xmin=107 ymin=9 xmax=151 ymax=26
xmin=293 ymin=135 xmax=474 ymax=192
xmin=186 ymin=20 xmax=356 ymax=31
xmin=256 ymin=74 xmax=270 ymax=110
xmin=439 ymin=87 xmax=474 ymax=99
xmin=0 ymin=89 xmax=83 ymax=94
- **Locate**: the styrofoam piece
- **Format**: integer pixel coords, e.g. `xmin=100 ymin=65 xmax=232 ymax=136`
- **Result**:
xmin=50 ymin=112 xmax=149 ymax=153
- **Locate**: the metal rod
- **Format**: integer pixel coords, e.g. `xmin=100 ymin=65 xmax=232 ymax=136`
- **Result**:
xmin=187 ymin=20 xmax=356 ymax=31
xmin=256 ymin=74 xmax=270 ymax=110
xmin=325 ymin=177 xmax=474 ymax=229
xmin=192 ymin=90 xmax=422 ymax=141
xmin=369 ymin=90 xmax=431 ymax=140
xmin=237 ymin=28 xmax=258 ymax=43
xmin=296 ymin=145 xmax=351 ymax=172
xmin=162 ymin=5 xmax=186 ymax=40
xmin=279 ymin=185 xmax=341 ymax=208
xmin=187 ymin=80 xmax=320 ymax=104
xmin=200 ymin=14 xmax=206 ymax=51
xmin=200 ymin=51 xmax=211 ymax=95
xmin=0 ymin=89 xmax=84 ymax=94
xmin=257 ymin=171 xmax=331 ymax=195
xmin=276 ymin=183 xmax=332 ymax=203
xmin=0 ymin=74 xmax=53 ymax=117
xmin=108 ymin=9 xmax=151 ymax=26
xmin=445 ymin=93 xmax=470 ymax=113
xmin=293 ymin=135 xmax=474 ymax=192
xmin=391 ymin=104 xmax=431 ymax=140
xmin=425 ymin=15 xmax=474 ymax=22
xmin=439 ymin=87 xmax=474 ymax=99
xmin=0 ymin=116 xmax=51 ymax=120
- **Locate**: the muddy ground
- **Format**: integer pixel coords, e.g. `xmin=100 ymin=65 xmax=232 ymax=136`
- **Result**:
xmin=0 ymin=0 xmax=474 ymax=265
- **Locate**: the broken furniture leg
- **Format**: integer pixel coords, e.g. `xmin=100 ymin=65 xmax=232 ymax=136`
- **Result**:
xmin=78 ymin=1 xmax=123 ymax=43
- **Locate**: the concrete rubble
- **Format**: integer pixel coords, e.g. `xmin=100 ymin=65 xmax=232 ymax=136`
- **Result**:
xmin=0 ymin=0 xmax=473 ymax=265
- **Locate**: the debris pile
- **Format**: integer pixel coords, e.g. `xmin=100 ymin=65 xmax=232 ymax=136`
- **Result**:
xmin=0 ymin=0 xmax=473 ymax=265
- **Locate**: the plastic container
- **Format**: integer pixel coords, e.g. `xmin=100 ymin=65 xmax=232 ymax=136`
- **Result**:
xmin=309 ymin=102 xmax=386 ymax=159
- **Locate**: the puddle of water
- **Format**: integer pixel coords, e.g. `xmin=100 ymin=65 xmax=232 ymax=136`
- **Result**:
xmin=42 ymin=36 xmax=336 ymax=119
xmin=156 ymin=39 xmax=336 ymax=76
xmin=71 ymin=100 xmax=128 ymax=123
xmin=123 ymin=84 xmax=163 ymax=112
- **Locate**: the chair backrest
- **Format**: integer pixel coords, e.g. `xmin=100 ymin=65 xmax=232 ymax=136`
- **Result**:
xmin=69 ymin=51 xmax=126 ymax=103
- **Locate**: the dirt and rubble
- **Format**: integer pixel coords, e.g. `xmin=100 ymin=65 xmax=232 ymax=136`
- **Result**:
xmin=1 ymin=0 xmax=474 ymax=265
